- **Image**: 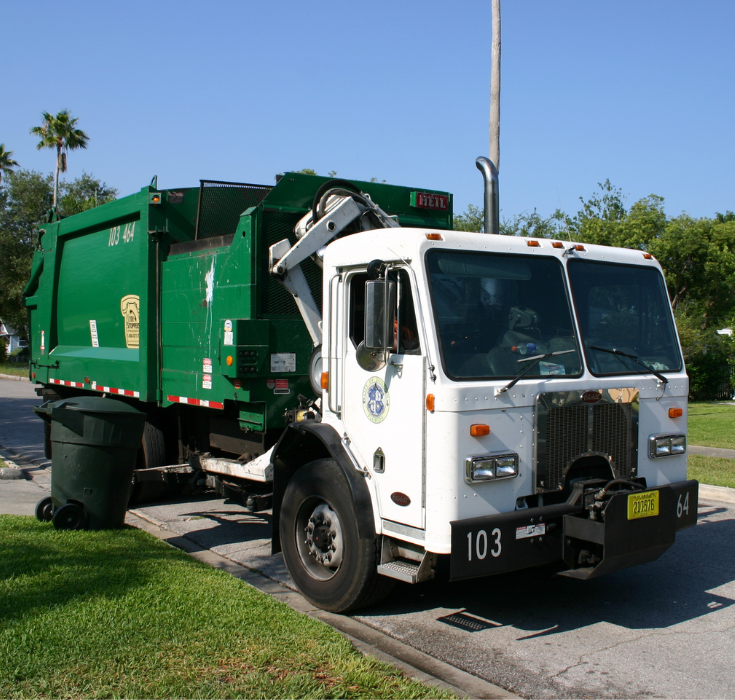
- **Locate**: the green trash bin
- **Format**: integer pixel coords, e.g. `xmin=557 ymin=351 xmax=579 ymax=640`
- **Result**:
xmin=33 ymin=397 xmax=146 ymax=530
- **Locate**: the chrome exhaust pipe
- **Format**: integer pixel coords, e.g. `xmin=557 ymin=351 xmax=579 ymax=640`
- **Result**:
xmin=475 ymin=156 xmax=499 ymax=234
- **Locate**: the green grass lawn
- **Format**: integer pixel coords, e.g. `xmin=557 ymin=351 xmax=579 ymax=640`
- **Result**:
xmin=687 ymin=402 xmax=735 ymax=487
xmin=0 ymin=363 xmax=29 ymax=378
xmin=688 ymin=402 xmax=735 ymax=449
xmin=0 ymin=517 xmax=453 ymax=699
xmin=687 ymin=455 xmax=735 ymax=489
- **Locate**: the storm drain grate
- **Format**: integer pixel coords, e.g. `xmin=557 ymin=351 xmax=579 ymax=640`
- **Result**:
xmin=437 ymin=611 xmax=500 ymax=632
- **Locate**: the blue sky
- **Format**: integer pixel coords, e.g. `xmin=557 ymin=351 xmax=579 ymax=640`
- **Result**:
xmin=2 ymin=1 xmax=733 ymax=222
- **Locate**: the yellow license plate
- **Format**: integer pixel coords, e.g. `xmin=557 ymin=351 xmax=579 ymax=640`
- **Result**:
xmin=628 ymin=490 xmax=660 ymax=520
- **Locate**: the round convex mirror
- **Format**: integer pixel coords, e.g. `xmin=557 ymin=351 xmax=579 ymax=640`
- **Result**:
xmin=356 ymin=341 xmax=387 ymax=372
xmin=309 ymin=345 xmax=324 ymax=395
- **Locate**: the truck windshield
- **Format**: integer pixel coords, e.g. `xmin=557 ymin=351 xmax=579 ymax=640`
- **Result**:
xmin=567 ymin=260 xmax=682 ymax=376
xmin=426 ymin=250 xmax=582 ymax=380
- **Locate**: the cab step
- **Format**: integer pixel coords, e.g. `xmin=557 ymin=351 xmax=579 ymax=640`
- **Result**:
xmin=377 ymin=560 xmax=421 ymax=583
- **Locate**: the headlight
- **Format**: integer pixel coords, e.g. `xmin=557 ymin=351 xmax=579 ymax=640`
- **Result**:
xmin=466 ymin=453 xmax=518 ymax=483
xmin=649 ymin=434 xmax=687 ymax=458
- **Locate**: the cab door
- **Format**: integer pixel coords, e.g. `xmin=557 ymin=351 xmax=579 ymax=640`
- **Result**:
xmin=339 ymin=268 xmax=426 ymax=530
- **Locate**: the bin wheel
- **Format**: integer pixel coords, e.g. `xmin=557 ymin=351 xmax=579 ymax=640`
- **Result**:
xmin=35 ymin=496 xmax=54 ymax=522
xmin=53 ymin=503 xmax=88 ymax=530
xmin=280 ymin=459 xmax=393 ymax=613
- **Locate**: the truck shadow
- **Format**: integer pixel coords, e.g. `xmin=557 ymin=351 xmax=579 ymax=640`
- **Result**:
xmin=360 ymin=502 xmax=735 ymax=636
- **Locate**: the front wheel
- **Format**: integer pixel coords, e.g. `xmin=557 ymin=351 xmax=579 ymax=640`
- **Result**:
xmin=280 ymin=459 xmax=393 ymax=613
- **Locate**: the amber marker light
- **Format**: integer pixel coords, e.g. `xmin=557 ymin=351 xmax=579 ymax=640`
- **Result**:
xmin=321 ymin=372 xmax=329 ymax=390
xmin=575 ymin=245 xmax=585 ymax=251
xmin=226 ymin=355 xmax=233 ymax=366
xmin=151 ymin=194 xmax=161 ymax=204
xmin=470 ymin=424 xmax=490 ymax=437
xmin=669 ymin=407 xmax=683 ymax=418
xmin=552 ymin=241 xmax=564 ymax=248
xmin=425 ymin=233 xmax=443 ymax=241
xmin=643 ymin=253 xmax=653 ymax=259
xmin=426 ymin=393 xmax=435 ymax=412
xmin=526 ymin=240 xmax=540 ymax=247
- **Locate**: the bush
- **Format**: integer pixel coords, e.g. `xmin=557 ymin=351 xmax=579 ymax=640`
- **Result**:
xmin=676 ymin=313 xmax=734 ymax=400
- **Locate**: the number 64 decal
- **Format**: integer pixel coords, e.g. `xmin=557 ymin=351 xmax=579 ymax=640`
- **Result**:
xmin=677 ymin=492 xmax=690 ymax=518
xmin=467 ymin=528 xmax=502 ymax=561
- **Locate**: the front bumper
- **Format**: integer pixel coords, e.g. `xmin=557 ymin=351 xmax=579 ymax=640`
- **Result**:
xmin=449 ymin=479 xmax=698 ymax=581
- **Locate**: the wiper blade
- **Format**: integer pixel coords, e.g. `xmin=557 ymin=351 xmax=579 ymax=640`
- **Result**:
xmin=497 ymin=349 xmax=575 ymax=395
xmin=589 ymin=345 xmax=668 ymax=384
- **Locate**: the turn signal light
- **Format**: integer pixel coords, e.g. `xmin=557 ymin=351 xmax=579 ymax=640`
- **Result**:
xmin=321 ymin=372 xmax=329 ymax=390
xmin=669 ymin=407 xmax=683 ymax=418
xmin=226 ymin=355 xmax=233 ymax=366
xmin=426 ymin=393 xmax=435 ymax=412
xmin=470 ymin=424 xmax=490 ymax=437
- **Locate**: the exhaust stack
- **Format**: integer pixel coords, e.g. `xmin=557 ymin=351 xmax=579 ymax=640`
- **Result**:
xmin=475 ymin=156 xmax=499 ymax=234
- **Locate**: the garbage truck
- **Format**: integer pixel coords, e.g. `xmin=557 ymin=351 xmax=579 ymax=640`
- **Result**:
xmin=24 ymin=160 xmax=698 ymax=612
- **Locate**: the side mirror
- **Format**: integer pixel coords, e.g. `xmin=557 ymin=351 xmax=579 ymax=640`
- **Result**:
xmin=357 ymin=279 xmax=396 ymax=372
xmin=365 ymin=279 xmax=396 ymax=349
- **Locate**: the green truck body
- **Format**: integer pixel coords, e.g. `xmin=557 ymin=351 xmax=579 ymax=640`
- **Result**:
xmin=25 ymin=173 xmax=452 ymax=457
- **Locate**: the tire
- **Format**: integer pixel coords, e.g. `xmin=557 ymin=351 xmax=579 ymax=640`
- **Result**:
xmin=280 ymin=458 xmax=393 ymax=613
xmin=140 ymin=421 xmax=167 ymax=468
xmin=53 ymin=503 xmax=88 ymax=530
xmin=131 ymin=421 xmax=167 ymax=504
xmin=35 ymin=496 xmax=53 ymax=522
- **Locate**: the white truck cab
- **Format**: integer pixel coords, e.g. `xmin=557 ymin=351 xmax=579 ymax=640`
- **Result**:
xmin=270 ymin=164 xmax=697 ymax=613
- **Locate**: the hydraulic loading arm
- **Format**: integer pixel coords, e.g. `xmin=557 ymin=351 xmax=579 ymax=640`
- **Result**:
xmin=268 ymin=188 xmax=398 ymax=346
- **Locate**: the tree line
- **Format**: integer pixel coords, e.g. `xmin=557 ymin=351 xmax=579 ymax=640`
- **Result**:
xmin=455 ymin=183 xmax=735 ymax=398
xmin=0 ymin=111 xmax=116 ymax=331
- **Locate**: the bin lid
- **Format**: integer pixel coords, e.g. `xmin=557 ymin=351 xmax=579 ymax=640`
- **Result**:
xmin=48 ymin=396 xmax=145 ymax=416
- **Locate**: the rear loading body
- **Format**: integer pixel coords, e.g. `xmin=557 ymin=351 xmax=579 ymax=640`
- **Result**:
xmin=25 ymin=170 xmax=696 ymax=613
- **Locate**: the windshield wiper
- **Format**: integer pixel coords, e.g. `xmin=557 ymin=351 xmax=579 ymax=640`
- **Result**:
xmin=497 ymin=349 xmax=575 ymax=395
xmin=589 ymin=345 xmax=668 ymax=384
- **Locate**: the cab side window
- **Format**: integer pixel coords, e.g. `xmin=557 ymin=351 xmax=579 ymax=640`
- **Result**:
xmin=348 ymin=269 xmax=420 ymax=355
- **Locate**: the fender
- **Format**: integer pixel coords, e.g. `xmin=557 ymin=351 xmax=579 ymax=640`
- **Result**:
xmin=270 ymin=422 xmax=375 ymax=554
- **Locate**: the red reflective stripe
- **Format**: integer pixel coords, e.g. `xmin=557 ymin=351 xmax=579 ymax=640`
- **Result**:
xmin=167 ymin=395 xmax=224 ymax=410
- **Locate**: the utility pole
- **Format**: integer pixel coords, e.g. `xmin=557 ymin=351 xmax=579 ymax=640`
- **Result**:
xmin=490 ymin=0 xmax=501 ymax=171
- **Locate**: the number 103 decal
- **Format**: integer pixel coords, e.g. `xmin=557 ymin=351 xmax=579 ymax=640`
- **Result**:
xmin=467 ymin=528 xmax=502 ymax=561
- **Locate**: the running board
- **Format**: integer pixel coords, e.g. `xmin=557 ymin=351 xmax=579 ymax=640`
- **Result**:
xmin=378 ymin=537 xmax=436 ymax=584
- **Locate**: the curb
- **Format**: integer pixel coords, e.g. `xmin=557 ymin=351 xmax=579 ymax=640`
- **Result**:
xmin=699 ymin=483 xmax=735 ymax=504
xmin=0 ymin=373 xmax=30 ymax=382
xmin=127 ymin=511 xmax=517 ymax=700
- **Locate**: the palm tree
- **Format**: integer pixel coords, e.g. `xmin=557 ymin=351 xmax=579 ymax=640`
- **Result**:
xmin=0 ymin=144 xmax=19 ymax=185
xmin=30 ymin=110 xmax=89 ymax=208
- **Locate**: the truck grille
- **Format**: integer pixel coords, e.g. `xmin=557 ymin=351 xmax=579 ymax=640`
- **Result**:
xmin=536 ymin=390 xmax=638 ymax=492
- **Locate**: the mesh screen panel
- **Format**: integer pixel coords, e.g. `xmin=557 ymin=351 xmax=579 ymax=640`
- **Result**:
xmin=259 ymin=211 xmax=324 ymax=317
xmin=196 ymin=180 xmax=271 ymax=240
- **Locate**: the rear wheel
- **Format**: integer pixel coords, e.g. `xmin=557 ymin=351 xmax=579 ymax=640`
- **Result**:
xmin=280 ymin=458 xmax=393 ymax=613
xmin=53 ymin=503 xmax=87 ymax=530
xmin=130 ymin=421 xmax=167 ymax=504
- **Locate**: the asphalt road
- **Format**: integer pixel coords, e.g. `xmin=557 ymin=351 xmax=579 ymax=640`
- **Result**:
xmin=2 ymin=378 xmax=734 ymax=699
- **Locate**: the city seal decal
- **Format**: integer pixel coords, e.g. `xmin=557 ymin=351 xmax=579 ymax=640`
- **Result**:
xmin=362 ymin=377 xmax=390 ymax=423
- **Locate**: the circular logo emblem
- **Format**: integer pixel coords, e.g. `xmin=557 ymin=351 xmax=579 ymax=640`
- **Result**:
xmin=362 ymin=377 xmax=390 ymax=423
xmin=582 ymin=390 xmax=602 ymax=404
